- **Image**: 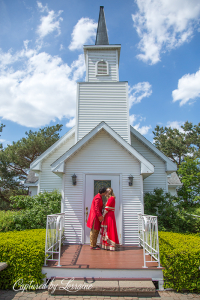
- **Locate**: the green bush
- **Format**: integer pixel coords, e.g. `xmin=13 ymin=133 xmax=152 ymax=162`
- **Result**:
xmin=0 ymin=229 xmax=46 ymax=289
xmin=144 ymin=188 xmax=200 ymax=233
xmin=0 ymin=190 xmax=61 ymax=232
xmin=159 ymin=231 xmax=200 ymax=292
xmin=186 ymin=205 xmax=200 ymax=216
xmin=0 ymin=210 xmax=23 ymax=232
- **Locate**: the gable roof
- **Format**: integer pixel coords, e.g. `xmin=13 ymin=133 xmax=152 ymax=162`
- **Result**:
xmin=51 ymin=122 xmax=154 ymax=177
xmin=168 ymin=172 xmax=182 ymax=186
xmin=130 ymin=126 xmax=177 ymax=173
xmin=24 ymin=170 xmax=39 ymax=187
xmin=30 ymin=126 xmax=75 ymax=172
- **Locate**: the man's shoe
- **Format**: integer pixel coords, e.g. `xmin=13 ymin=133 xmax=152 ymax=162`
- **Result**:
xmin=91 ymin=246 xmax=101 ymax=250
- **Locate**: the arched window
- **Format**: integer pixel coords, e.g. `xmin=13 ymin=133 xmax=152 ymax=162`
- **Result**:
xmin=96 ymin=60 xmax=109 ymax=76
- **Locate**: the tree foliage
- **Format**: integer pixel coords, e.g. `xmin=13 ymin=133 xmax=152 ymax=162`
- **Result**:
xmin=0 ymin=124 xmax=63 ymax=179
xmin=144 ymin=188 xmax=200 ymax=233
xmin=177 ymin=157 xmax=200 ymax=205
xmin=0 ymin=190 xmax=61 ymax=231
xmin=0 ymin=124 xmax=63 ymax=205
xmin=0 ymin=123 xmax=5 ymax=149
xmin=153 ymin=121 xmax=200 ymax=166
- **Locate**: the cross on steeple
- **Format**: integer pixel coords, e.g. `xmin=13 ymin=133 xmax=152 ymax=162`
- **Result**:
xmin=95 ymin=6 xmax=109 ymax=45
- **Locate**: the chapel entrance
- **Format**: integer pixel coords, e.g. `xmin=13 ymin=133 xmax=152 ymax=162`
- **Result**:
xmin=84 ymin=174 xmax=121 ymax=244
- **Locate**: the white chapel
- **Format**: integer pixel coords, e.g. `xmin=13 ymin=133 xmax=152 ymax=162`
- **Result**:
xmin=27 ymin=7 xmax=181 ymax=245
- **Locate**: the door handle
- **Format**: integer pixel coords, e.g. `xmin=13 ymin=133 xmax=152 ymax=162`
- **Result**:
xmin=85 ymin=207 xmax=88 ymax=223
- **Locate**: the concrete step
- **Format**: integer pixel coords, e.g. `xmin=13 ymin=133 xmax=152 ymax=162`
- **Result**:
xmin=48 ymin=279 xmax=156 ymax=297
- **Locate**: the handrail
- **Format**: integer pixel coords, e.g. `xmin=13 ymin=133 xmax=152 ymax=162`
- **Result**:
xmin=138 ymin=214 xmax=161 ymax=268
xmin=44 ymin=213 xmax=65 ymax=267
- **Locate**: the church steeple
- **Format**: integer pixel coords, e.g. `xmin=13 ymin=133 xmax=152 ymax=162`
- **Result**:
xmin=95 ymin=6 xmax=109 ymax=45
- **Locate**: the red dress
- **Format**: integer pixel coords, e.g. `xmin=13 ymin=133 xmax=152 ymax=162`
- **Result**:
xmin=87 ymin=194 xmax=103 ymax=231
xmin=100 ymin=196 xmax=119 ymax=250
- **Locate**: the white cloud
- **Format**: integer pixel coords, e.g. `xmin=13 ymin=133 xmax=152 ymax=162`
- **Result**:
xmin=132 ymin=0 xmax=200 ymax=64
xmin=37 ymin=2 xmax=63 ymax=40
xmin=129 ymin=114 xmax=151 ymax=135
xmin=66 ymin=118 xmax=76 ymax=128
xmin=129 ymin=114 xmax=137 ymax=126
xmin=134 ymin=123 xmax=151 ymax=135
xmin=166 ymin=121 xmax=184 ymax=133
xmin=172 ymin=69 xmax=200 ymax=105
xmin=37 ymin=1 xmax=48 ymax=13
xmin=129 ymin=82 xmax=152 ymax=108
xmin=69 ymin=18 xmax=97 ymax=51
xmin=0 ymin=45 xmax=85 ymax=127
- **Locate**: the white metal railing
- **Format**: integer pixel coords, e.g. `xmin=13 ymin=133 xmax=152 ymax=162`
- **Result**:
xmin=138 ymin=214 xmax=161 ymax=268
xmin=44 ymin=213 xmax=65 ymax=267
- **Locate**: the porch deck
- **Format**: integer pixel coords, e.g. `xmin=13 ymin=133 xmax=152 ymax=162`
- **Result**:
xmin=45 ymin=244 xmax=160 ymax=269
xmin=42 ymin=244 xmax=164 ymax=288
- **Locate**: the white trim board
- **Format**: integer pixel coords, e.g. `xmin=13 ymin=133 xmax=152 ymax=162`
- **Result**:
xmin=51 ymin=122 xmax=154 ymax=177
xmin=83 ymin=44 xmax=121 ymax=65
xmin=130 ymin=126 xmax=177 ymax=173
xmin=42 ymin=267 xmax=163 ymax=281
xmin=30 ymin=127 xmax=75 ymax=171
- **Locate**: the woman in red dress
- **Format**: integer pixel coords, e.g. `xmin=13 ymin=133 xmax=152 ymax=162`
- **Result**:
xmin=100 ymin=188 xmax=119 ymax=251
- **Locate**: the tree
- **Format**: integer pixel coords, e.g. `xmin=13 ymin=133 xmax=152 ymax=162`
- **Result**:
xmin=153 ymin=121 xmax=200 ymax=166
xmin=0 ymin=123 xmax=5 ymax=149
xmin=177 ymin=157 xmax=200 ymax=205
xmin=144 ymin=188 xmax=200 ymax=233
xmin=0 ymin=124 xmax=63 ymax=205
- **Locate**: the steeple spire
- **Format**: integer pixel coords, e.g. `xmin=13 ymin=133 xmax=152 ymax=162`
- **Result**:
xmin=95 ymin=6 xmax=109 ymax=45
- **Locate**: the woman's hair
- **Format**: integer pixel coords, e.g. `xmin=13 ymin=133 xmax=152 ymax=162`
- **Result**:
xmin=106 ymin=187 xmax=115 ymax=198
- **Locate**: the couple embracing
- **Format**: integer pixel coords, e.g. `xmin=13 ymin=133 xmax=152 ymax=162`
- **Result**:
xmin=87 ymin=187 xmax=119 ymax=251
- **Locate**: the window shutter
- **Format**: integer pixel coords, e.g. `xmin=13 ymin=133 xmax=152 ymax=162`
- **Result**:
xmin=97 ymin=60 xmax=107 ymax=75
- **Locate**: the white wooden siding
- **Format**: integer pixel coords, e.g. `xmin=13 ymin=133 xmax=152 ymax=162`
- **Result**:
xmin=168 ymin=186 xmax=177 ymax=196
xmin=29 ymin=186 xmax=38 ymax=197
xmin=87 ymin=50 xmax=118 ymax=82
xmin=131 ymin=133 xmax=167 ymax=192
xmin=77 ymin=82 xmax=129 ymax=143
xmin=39 ymin=134 xmax=75 ymax=193
xmin=64 ymin=130 xmax=142 ymax=245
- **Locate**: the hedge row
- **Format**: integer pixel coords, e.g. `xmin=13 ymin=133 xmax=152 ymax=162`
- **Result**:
xmin=0 ymin=229 xmax=46 ymax=290
xmin=159 ymin=231 xmax=200 ymax=292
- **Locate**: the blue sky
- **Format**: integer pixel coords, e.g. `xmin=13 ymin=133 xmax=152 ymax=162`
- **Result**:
xmin=0 ymin=0 xmax=200 ymax=146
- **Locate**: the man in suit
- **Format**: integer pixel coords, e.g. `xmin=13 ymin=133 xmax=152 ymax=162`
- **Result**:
xmin=87 ymin=187 xmax=108 ymax=250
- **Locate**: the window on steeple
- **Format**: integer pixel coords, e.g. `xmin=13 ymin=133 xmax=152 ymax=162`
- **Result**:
xmin=96 ymin=60 xmax=109 ymax=76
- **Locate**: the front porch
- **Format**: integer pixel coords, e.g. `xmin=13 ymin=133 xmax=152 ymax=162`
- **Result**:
xmin=43 ymin=213 xmax=163 ymax=290
xmin=42 ymin=244 xmax=164 ymax=290
xmin=44 ymin=244 xmax=160 ymax=269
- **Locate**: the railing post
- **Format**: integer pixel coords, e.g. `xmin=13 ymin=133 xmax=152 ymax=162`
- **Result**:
xmin=44 ymin=213 xmax=65 ymax=267
xmin=44 ymin=215 xmax=49 ymax=266
xmin=138 ymin=213 xmax=160 ymax=269
xmin=142 ymin=217 xmax=147 ymax=268
xmin=156 ymin=217 xmax=161 ymax=268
